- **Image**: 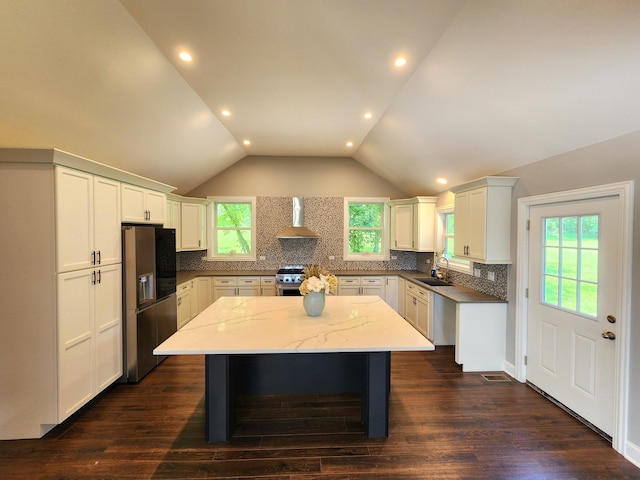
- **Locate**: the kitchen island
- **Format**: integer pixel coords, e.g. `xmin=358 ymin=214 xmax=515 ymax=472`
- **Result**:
xmin=154 ymin=295 xmax=434 ymax=441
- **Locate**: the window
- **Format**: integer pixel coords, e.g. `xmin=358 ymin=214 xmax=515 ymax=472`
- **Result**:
xmin=207 ymin=197 xmax=256 ymax=261
xmin=437 ymin=207 xmax=471 ymax=273
xmin=443 ymin=212 xmax=456 ymax=259
xmin=542 ymin=215 xmax=598 ymax=317
xmin=343 ymin=198 xmax=389 ymax=261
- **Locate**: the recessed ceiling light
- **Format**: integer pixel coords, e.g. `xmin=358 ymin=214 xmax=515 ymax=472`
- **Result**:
xmin=436 ymin=178 xmax=448 ymax=185
xmin=346 ymin=141 xmax=354 ymax=147
xmin=394 ymin=56 xmax=407 ymax=68
xmin=243 ymin=140 xmax=251 ymax=145
xmin=179 ymin=51 xmax=192 ymax=62
xmin=221 ymin=110 xmax=231 ymax=117
xmin=363 ymin=112 xmax=373 ymax=120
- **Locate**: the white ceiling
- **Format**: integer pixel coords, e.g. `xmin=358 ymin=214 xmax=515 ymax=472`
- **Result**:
xmin=1 ymin=0 xmax=640 ymax=195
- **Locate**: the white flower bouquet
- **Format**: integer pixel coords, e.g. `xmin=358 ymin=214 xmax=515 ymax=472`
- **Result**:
xmin=299 ymin=264 xmax=337 ymax=295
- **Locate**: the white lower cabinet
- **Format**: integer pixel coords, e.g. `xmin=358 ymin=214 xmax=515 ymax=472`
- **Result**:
xmin=405 ymin=281 xmax=432 ymax=340
xmin=337 ymin=276 xmax=385 ymax=297
xmin=177 ymin=280 xmax=194 ymax=329
xmin=397 ymin=277 xmax=406 ymax=317
xmin=384 ymin=276 xmax=399 ymax=311
xmin=213 ymin=276 xmax=261 ymax=302
xmin=57 ymin=263 xmax=122 ymax=422
xmin=260 ymin=276 xmax=276 ymax=296
xmin=195 ymin=277 xmax=212 ymax=313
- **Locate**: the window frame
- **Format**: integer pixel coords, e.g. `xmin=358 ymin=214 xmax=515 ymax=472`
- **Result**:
xmin=205 ymin=196 xmax=257 ymax=262
xmin=436 ymin=205 xmax=472 ymax=274
xmin=343 ymin=197 xmax=390 ymax=262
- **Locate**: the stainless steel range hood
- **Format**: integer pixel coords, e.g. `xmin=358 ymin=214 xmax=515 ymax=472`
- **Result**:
xmin=277 ymin=197 xmax=319 ymax=238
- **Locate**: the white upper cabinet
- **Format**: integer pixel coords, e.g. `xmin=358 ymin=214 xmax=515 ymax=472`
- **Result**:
xmin=452 ymin=176 xmax=518 ymax=264
xmin=93 ymin=176 xmax=122 ymax=266
xmin=392 ymin=204 xmax=414 ymax=250
xmin=181 ymin=202 xmax=206 ymax=250
xmin=166 ymin=199 xmax=181 ymax=250
xmin=389 ymin=196 xmax=437 ymax=252
xmin=121 ymin=183 xmax=166 ymax=224
xmin=55 ymin=166 xmax=121 ymax=273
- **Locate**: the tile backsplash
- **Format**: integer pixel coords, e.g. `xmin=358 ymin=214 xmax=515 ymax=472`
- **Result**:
xmin=177 ymin=195 xmax=508 ymax=299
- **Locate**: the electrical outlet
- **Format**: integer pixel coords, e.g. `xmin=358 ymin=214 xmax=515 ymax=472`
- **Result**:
xmin=474 ymin=268 xmax=481 ymax=277
xmin=488 ymin=271 xmax=495 ymax=281
xmin=328 ymin=255 xmax=335 ymax=260
xmin=391 ymin=255 xmax=397 ymax=260
xmin=259 ymin=256 xmax=266 ymax=261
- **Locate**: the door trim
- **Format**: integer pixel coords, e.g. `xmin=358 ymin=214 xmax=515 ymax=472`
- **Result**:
xmin=515 ymin=181 xmax=634 ymax=455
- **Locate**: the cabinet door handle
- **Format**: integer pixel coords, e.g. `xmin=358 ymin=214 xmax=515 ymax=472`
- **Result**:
xmin=96 ymin=250 xmax=101 ymax=265
xmin=91 ymin=251 xmax=96 ymax=265
xmin=92 ymin=271 xmax=96 ymax=285
xmin=97 ymin=270 xmax=101 ymax=284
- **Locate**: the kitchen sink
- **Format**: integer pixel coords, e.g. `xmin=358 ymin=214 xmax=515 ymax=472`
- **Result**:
xmin=413 ymin=277 xmax=452 ymax=287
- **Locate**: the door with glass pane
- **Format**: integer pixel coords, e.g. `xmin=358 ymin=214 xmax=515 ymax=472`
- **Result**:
xmin=527 ymin=196 xmax=619 ymax=436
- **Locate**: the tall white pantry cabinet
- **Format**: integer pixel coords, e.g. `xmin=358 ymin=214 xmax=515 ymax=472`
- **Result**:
xmin=0 ymin=148 xmax=175 ymax=440
xmin=55 ymin=166 xmax=123 ymax=421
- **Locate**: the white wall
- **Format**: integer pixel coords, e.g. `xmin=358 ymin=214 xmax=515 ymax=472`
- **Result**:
xmin=500 ymin=130 xmax=640 ymax=450
xmin=0 ymin=163 xmax=58 ymax=439
xmin=186 ymin=155 xmax=409 ymax=198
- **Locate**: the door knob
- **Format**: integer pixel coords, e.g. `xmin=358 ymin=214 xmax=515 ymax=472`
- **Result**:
xmin=607 ymin=315 xmax=616 ymax=324
xmin=601 ymin=331 xmax=616 ymax=340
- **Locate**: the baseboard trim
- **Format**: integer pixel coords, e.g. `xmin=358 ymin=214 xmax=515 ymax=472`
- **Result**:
xmin=625 ymin=440 xmax=640 ymax=469
xmin=503 ymin=360 xmax=517 ymax=380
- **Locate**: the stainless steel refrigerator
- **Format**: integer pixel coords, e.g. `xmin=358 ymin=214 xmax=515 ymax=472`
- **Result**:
xmin=122 ymin=225 xmax=177 ymax=382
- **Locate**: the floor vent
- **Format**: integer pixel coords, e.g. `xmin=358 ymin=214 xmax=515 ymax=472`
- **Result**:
xmin=481 ymin=374 xmax=511 ymax=382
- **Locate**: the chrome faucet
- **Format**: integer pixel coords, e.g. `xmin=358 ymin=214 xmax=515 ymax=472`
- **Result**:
xmin=437 ymin=256 xmax=450 ymax=284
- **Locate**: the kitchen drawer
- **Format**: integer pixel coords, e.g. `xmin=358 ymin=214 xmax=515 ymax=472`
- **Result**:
xmin=361 ymin=276 xmax=384 ymax=286
xmin=237 ymin=276 xmax=259 ymax=286
xmin=214 ymin=277 xmax=238 ymax=286
xmin=177 ymin=281 xmax=193 ymax=293
xmin=260 ymin=276 xmax=275 ymax=286
xmin=338 ymin=277 xmax=360 ymax=286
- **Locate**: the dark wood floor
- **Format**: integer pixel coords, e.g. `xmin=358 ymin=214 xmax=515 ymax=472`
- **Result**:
xmin=1 ymin=347 xmax=638 ymax=479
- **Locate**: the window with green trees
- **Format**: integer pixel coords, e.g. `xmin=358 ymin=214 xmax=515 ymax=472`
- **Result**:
xmin=210 ymin=198 xmax=256 ymax=260
xmin=344 ymin=198 xmax=388 ymax=261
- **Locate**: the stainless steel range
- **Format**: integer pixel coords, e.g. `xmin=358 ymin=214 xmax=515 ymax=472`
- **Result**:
xmin=275 ymin=265 xmax=305 ymax=296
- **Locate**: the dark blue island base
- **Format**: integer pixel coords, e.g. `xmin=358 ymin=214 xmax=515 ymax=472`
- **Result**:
xmin=204 ymin=351 xmax=391 ymax=441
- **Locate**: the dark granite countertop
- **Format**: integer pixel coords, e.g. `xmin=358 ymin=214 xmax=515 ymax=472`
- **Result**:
xmin=176 ymin=269 xmax=505 ymax=304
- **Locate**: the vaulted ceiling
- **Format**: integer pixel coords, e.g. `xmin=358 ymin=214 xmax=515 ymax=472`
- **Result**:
xmin=1 ymin=0 xmax=639 ymax=195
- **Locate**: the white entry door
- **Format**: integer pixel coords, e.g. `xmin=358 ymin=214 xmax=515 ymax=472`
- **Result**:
xmin=527 ymin=196 xmax=620 ymax=436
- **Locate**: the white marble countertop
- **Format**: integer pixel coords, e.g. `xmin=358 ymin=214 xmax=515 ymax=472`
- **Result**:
xmin=155 ymin=295 xmax=434 ymax=355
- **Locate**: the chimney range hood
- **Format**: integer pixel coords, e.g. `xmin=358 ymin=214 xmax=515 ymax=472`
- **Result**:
xmin=277 ymin=197 xmax=319 ymax=239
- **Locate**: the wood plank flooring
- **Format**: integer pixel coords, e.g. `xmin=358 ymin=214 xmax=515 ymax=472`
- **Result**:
xmin=1 ymin=347 xmax=638 ymax=479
